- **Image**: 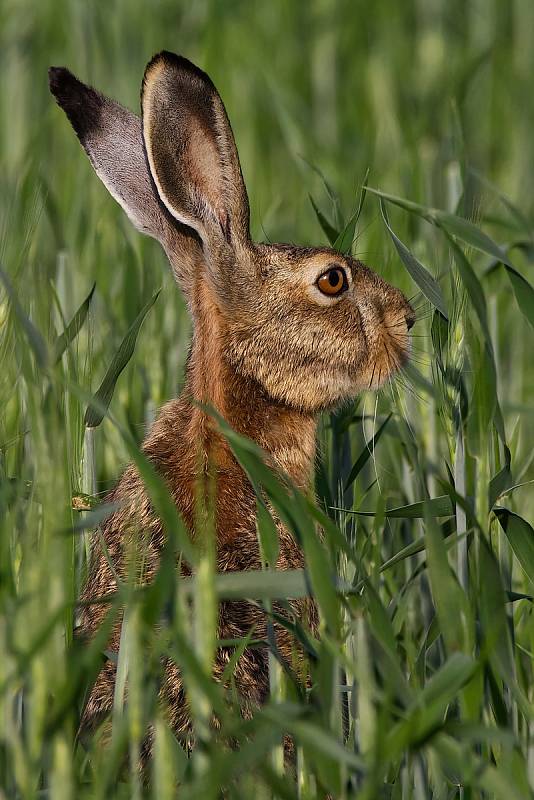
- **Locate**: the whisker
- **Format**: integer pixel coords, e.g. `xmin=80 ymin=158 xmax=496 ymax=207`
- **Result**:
xmin=395 ymin=374 xmax=429 ymax=406
xmin=406 ymin=355 xmax=432 ymax=368
xmin=391 ymin=379 xmax=417 ymax=440
xmin=368 ymin=358 xmax=377 ymax=390
xmin=371 ymin=393 xmax=381 ymax=493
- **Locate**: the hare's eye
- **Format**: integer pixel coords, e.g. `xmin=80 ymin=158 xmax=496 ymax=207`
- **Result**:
xmin=317 ymin=266 xmax=348 ymax=297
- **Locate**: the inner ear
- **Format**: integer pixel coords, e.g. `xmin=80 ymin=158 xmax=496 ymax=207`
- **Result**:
xmin=141 ymin=52 xmax=250 ymax=251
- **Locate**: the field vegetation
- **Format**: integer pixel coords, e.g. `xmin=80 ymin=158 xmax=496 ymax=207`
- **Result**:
xmin=1 ymin=1 xmax=534 ymax=797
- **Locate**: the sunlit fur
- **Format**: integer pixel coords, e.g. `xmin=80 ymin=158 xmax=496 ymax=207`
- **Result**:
xmin=49 ymin=50 xmax=413 ymax=755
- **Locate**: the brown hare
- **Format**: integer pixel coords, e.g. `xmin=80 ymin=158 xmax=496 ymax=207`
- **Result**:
xmin=49 ymin=51 xmax=414 ymax=751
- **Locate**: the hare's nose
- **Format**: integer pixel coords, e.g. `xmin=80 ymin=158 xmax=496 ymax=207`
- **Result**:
xmin=405 ymin=310 xmax=416 ymax=331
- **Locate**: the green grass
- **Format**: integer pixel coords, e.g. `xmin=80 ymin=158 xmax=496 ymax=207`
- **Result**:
xmin=2 ymin=0 xmax=534 ymax=797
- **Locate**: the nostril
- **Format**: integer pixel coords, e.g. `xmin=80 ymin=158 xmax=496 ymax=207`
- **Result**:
xmin=406 ymin=312 xmax=415 ymax=331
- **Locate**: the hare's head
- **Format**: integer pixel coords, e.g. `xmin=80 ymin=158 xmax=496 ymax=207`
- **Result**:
xmin=49 ymin=51 xmax=413 ymax=413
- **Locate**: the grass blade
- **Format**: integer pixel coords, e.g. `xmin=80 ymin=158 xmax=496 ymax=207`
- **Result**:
xmin=379 ymin=198 xmax=448 ymax=318
xmin=53 ymin=282 xmax=95 ymax=364
xmin=334 ymin=494 xmax=454 ymax=518
xmin=504 ymin=265 xmax=534 ymax=333
xmin=494 ymin=507 xmax=534 ymax=585
xmin=309 ymin=194 xmax=339 ymax=245
xmin=344 ymin=412 xmax=391 ymax=491
xmin=332 ymin=168 xmax=369 ymax=254
xmin=367 ymin=186 xmax=516 ymax=268
xmin=0 ymin=263 xmax=48 ymax=368
xmin=84 ymin=290 xmax=160 ymax=427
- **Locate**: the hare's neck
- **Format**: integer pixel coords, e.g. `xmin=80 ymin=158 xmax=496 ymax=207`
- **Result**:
xmin=185 ymin=282 xmax=316 ymax=489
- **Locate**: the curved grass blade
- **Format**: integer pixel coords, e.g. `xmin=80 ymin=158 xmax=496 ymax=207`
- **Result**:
xmin=84 ymin=290 xmax=160 ymax=427
xmin=332 ymin=168 xmax=369 ymax=253
xmin=53 ymin=282 xmax=96 ymax=364
xmin=489 ymin=459 xmax=513 ymax=509
xmin=0 ymin=263 xmax=48 ymax=368
xmin=332 ymin=208 xmax=358 ymax=254
xmin=344 ymin=412 xmax=391 ymax=491
xmin=424 ymin=505 xmax=469 ymax=653
xmin=446 ymin=233 xmax=491 ymax=343
xmin=478 ymin=537 xmax=514 ymax=677
xmin=333 ymin=494 xmax=453 ymax=518
xmin=431 ymin=734 xmax=526 ymax=800
xmin=402 ymin=362 xmax=436 ymax=397
xmin=207 ymin=568 xmax=309 ymax=601
xmin=386 ymin=654 xmax=476 ymax=757
xmin=504 ymin=265 xmax=534 ymax=332
xmin=469 ymin=168 xmax=533 ymax=239
xmin=367 ymin=186 xmax=515 ymax=268
xmin=379 ymin=198 xmax=448 ymax=318
xmin=309 ymin=194 xmax=339 ymax=245
xmin=299 ymin=155 xmax=342 ymax=227
xmin=494 ymin=507 xmax=534 ymax=585
xmin=379 ymin=519 xmax=457 ymax=572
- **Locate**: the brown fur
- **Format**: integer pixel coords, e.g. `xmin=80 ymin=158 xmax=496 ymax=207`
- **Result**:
xmin=49 ymin=51 xmax=414 ymax=751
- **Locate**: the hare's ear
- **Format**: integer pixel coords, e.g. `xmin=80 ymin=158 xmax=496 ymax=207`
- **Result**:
xmin=141 ymin=52 xmax=250 ymax=257
xmin=48 ymin=67 xmax=202 ymax=294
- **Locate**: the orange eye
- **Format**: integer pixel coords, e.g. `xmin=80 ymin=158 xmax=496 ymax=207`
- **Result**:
xmin=317 ymin=266 xmax=348 ymax=296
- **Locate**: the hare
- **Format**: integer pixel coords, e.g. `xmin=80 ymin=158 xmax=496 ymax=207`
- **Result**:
xmin=49 ymin=51 xmax=414 ymax=751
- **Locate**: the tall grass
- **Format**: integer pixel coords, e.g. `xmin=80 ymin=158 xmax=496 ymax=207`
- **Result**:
xmin=1 ymin=1 xmax=534 ymax=797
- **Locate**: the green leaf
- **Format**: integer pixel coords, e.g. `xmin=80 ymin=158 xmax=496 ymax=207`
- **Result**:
xmin=402 ymin=362 xmax=436 ymax=397
xmin=431 ymin=734 xmax=526 ymax=800
xmin=185 ymin=568 xmax=310 ymax=601
xmin=332 ymin=206 xmax=358 ymax=254
xmin=504 ymin=265 xmax=534 ymax=332
xmin=431 ymin=309 xmax=450 ymax=374
xmin=386 ymin=654 xmax=476 ymax=757
xmin=478 ymin=537 xmax=515 ymax=678
xmin=366 ymin=186 xmax=516 ymax=268
xmin=468 ymin=331 xmax=497 ymax=457
xmin=53 ymin=282 xmax=96 ymax=364
xmin=424 ymin=507 xmax=468 ymax=652
xmin=489 ymin=461 xmax=513 ymax=509
xmin=84 ymin=290 xmax=160 ymax=427
xmin=344 ymin=412 xmax=391 ymax=491
xmin=436 ymin=214 xmax=513 ymax=266
xmin=419 ymin=652 xmax=476 ymax=707
xmin=263 ymin=706 xmax=364 ymax=770
xmin=446 ymin=234 xmax=491 ymax=343
xmin=256 ymin=498 xmax=280 ymax=567
xmin=363 ymin=581 xmax=397 ymax=658
xmin=379 ymin=198 xmax=448 ymax=318
xmin=309 ymin=194 xmax=339 ymax=245
xmin=379 ymin=519 xmax=457 ymax=572
xmin=494 ymin=507 xmax=534 ymax=585
xmin=335 ymin=494 xmax=453 ymax=518
xmin=332 ymin=168 xmax=369 ymax=253
xmin=469 ymin=168 xmax=533 ymax=239
xmin=299 ymin=155 xmax=343 ymax=228
xmin=0 ymin=263 xmax=48 ymax=368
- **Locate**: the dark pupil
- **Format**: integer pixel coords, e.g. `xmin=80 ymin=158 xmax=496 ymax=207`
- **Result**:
xmin=328 ymin=269 xmax=340 ymax=286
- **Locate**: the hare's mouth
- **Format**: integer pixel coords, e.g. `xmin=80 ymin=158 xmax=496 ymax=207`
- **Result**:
xmin=364 ymin=318 xmax=411 ymax=391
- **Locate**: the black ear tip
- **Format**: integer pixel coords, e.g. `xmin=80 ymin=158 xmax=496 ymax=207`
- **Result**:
xmin=48 ymin=66 xmax=77 ymax=100
xmin=48 ymin=66 xmax=103 ymax=139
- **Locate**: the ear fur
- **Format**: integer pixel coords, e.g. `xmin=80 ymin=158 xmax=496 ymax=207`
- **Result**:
xmin=48 ymin=66 xmax=203 ymax=294
xmin=141 ymin=52 xmax=250 ymax=254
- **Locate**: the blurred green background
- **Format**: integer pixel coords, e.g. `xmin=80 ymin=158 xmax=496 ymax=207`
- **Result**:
xmin=2 ymin=0 xmax=534 ymax=797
